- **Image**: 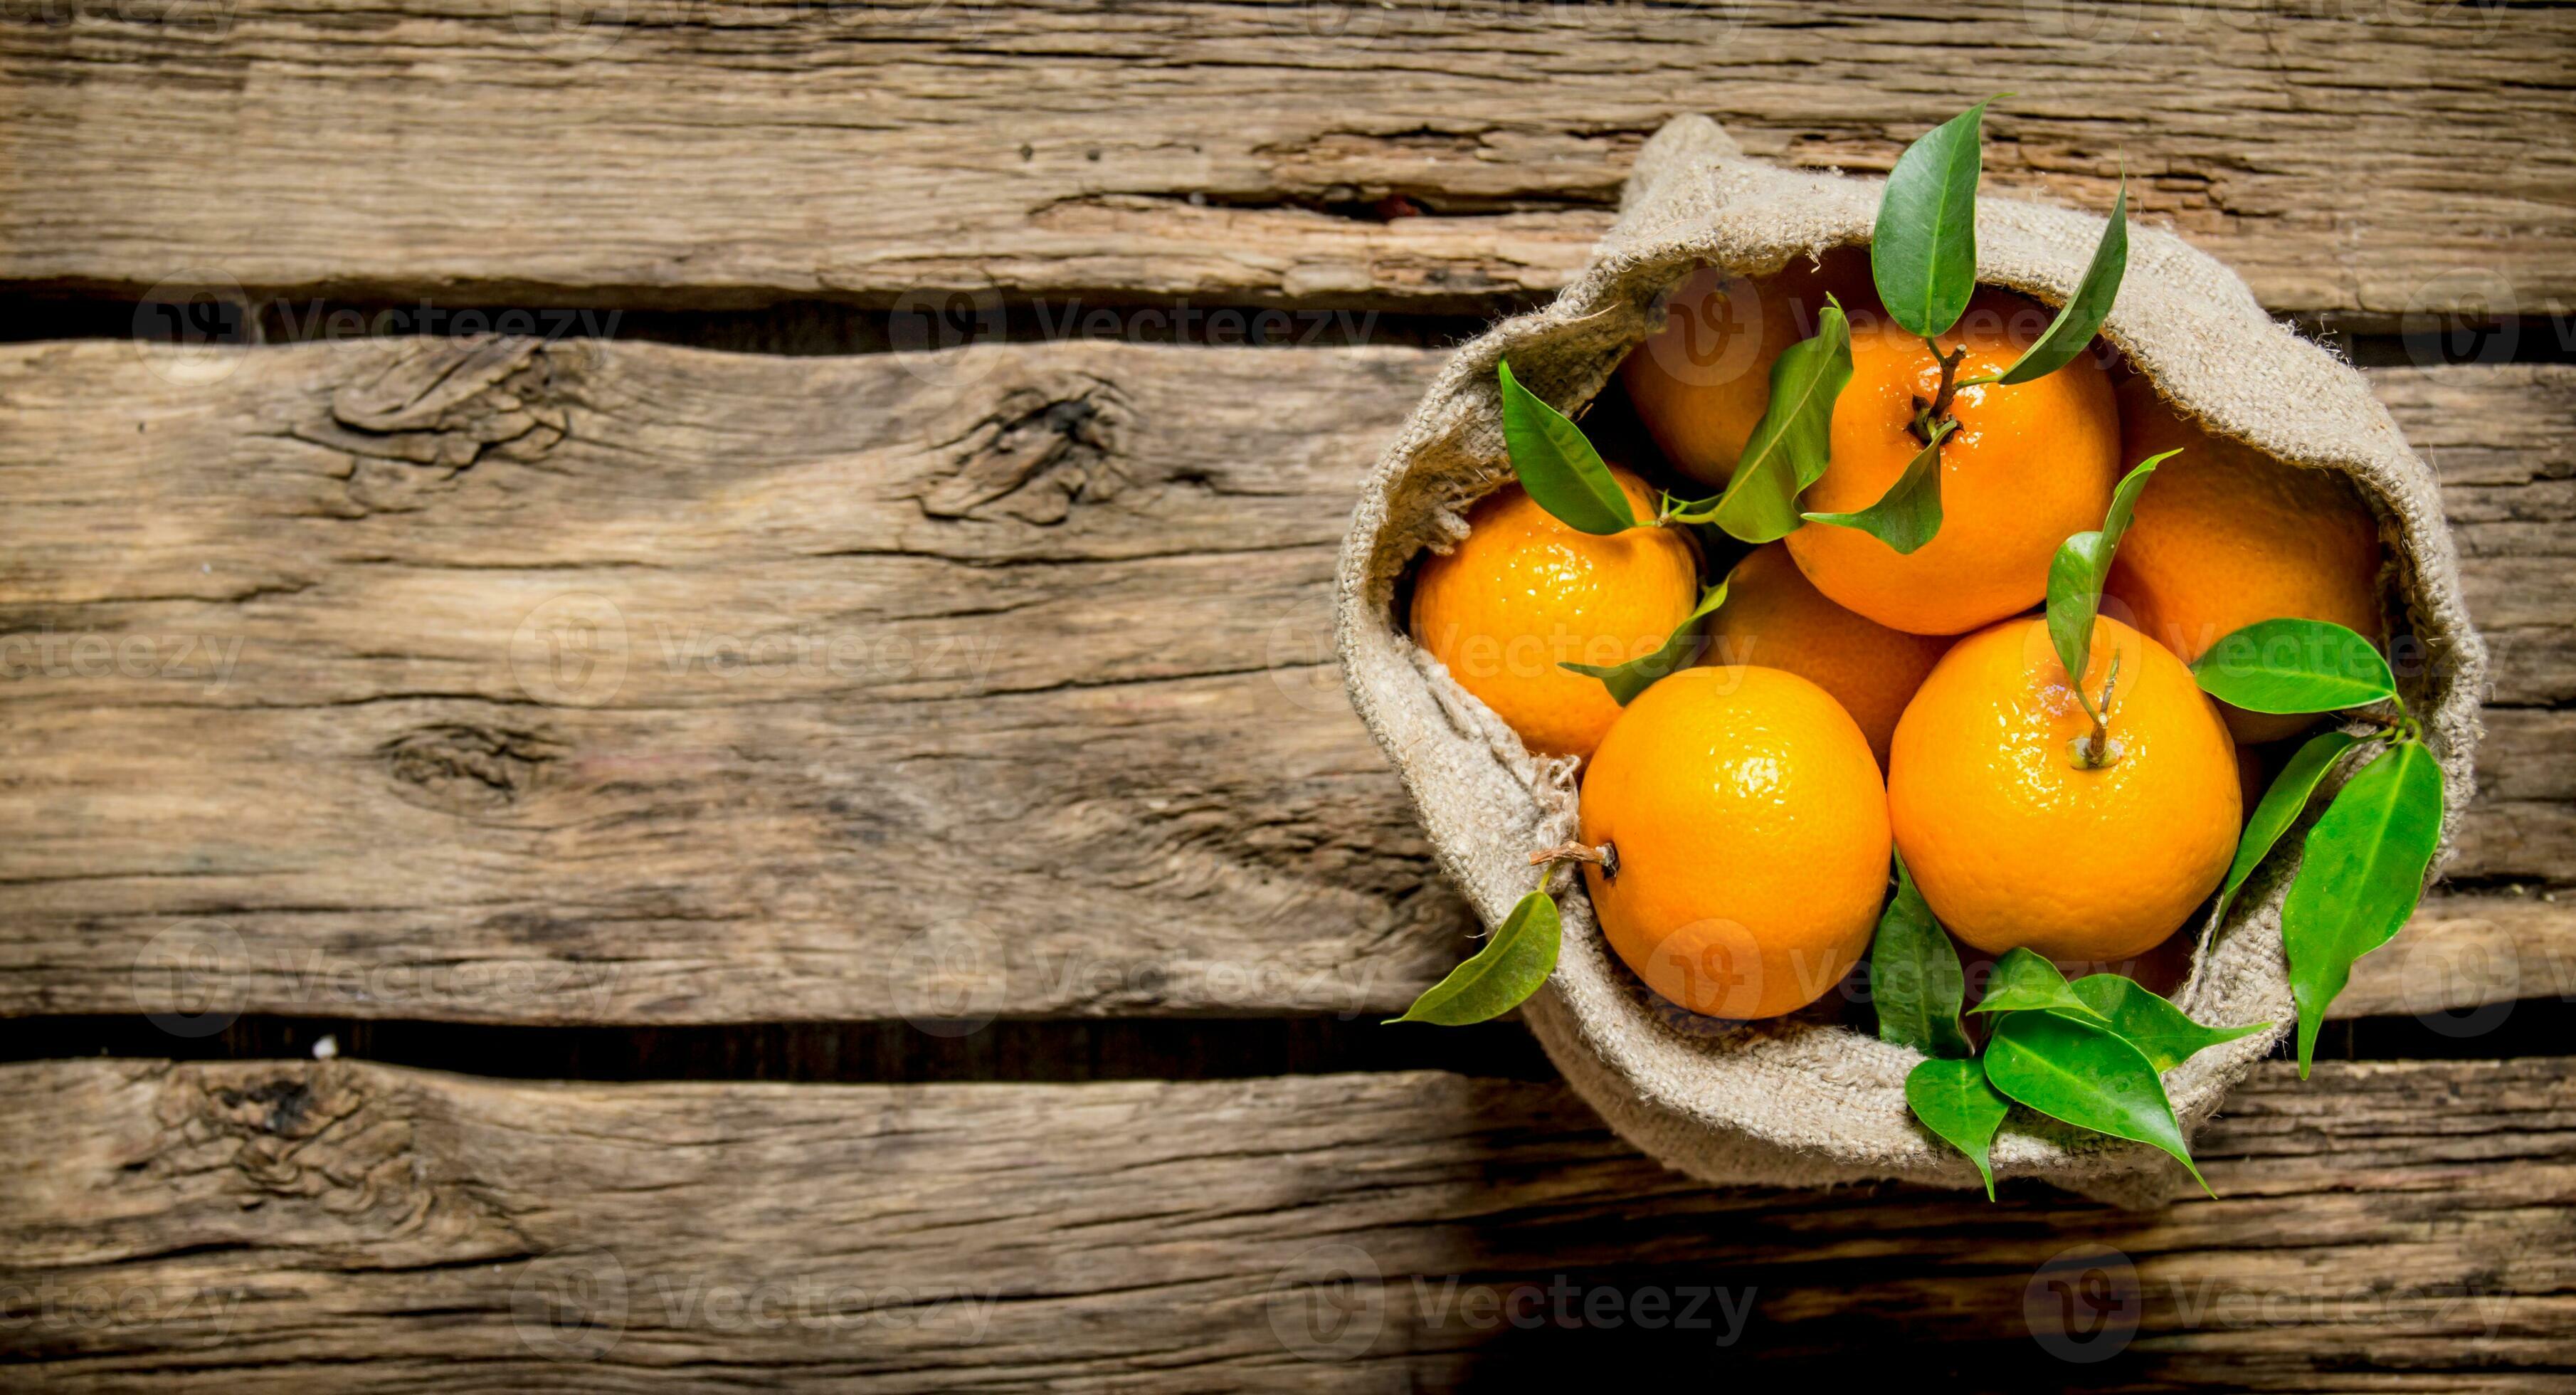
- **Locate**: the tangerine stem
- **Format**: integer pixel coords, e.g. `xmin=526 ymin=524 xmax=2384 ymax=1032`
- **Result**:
xmin=1529 ymin=841 xmax=1619 ymax=880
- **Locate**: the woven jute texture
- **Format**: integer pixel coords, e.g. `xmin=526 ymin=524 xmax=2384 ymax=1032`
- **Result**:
xmin=1332 ymin=117 xmax=2486 ymax=1207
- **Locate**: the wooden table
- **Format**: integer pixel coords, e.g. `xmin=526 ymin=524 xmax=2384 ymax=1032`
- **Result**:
xmin=3 ymin=2 xmax=2571 ymax=1387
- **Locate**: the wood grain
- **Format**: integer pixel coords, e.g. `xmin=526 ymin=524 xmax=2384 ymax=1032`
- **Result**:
xmin=1 ymin=1056 xmax=2569 ymax=1389
xmin=2 ymin=1 xmax=2569 ymax=320
xmin=0 ymin=339 xmax=2565 ymax=1023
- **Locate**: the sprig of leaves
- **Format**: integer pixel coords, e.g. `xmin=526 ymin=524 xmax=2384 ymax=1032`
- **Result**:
xmin=2281 ymin=740 xmax=2444 ymax=1074
xmin=1496 ymin=359 xmax=1637 ymax=535
xmin=1561 ymin=580 xmax=1729 ymax=706
xmin=2044 ymin=451 xmax=2180 ymax=764
xmin=1667 ymin=300 xmax=1854 ymax=543
xmin=2190 ymin=619 xmax=2445 ymax=1072
xmin=1874 ymin=865 xmax=2246 ymax=1199
xmin=1385 ymin=891 xmax=1562 ymax=1026
xmin=1983 ymin=1011 xmax=2210 ymax=1194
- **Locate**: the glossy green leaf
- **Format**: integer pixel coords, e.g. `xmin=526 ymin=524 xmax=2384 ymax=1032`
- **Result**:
xmin=1870 ymin=853 xmax=1972 ymax=1058
xmin=1686 ymin=302 xmax=1852 ymax=544
xmin=1562 ymin=581 xmax=1729 ymax=706
xmin=2215 ymin=730 xmax=2361 ymax=921
xmin=2284 ymin=738 xmax=2446 ymax=1075
xmin=1496 ymin=359 xmax=1636 ymax=536
xmin=1385 ymin=892 xmax=1562 ymax=1026
xmin=2192 ymin=618 xmax=2397 ymax=715
xmin=1984 ymin=1011 xmax=2209 ymax=1194
xmin=1802 ymin=418 xmax=1951 ymax=554
xmin=1906 ymin=1056 xmax=2012 ymax=1201
xmin=2066 ymin=975 xmax=2267 ymax=1073
xmin=1872 ymin=100 xmax=1992 ymax=339
xmin=1970 ymin=946 xmax=2106 ymax=1021
xmin=1992 ymin=179 xmax=2128 ymax=386
xmin=2045 ymin=451 xmax=2177 ymax=693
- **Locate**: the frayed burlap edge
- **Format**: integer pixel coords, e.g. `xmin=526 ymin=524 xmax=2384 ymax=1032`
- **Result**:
xmin=1331 ymin=117 xmax=2486 ymax=1208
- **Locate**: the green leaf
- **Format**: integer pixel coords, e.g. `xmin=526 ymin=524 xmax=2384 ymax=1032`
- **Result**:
xmin=1872 ymin=100 xmax=1993 ymax=339
xmin=2192 ymin=618 xmax=2397 ymax=715
xmin=1561 ymin=581 xmax=1730 ymax=706
xmin=1386 ymin=892 xmax=1563 ymax=1026
xmin=2215 ymin=730 xmax=2361 ymax=921
xmin=1984 ymin=1011 xmax=2209 ymax=1194
xmin=1869 ymin=853 xmax=1972 ymax=1058
xmin=2046 ymin=451 xmax=2178 ymax=692
xmin=1992 ymin=179 xmax=2127 ymax=386
xmin=2066 ymin=976 xmax=2267 ymax=1073
xmin=1801 ymin=417 xmax=1950 ymax=554
xmin=1686 ymin=302 xmax=1853 ymax=544
xmin=1906 ymin=1057 xmax=2012 ymax=1201
xmin=2284 ymin=739 xmax=2446 ymax=1075
xmin=1971 ymin=946 xmax=2106 ymax=1022
xmin=1495 ymin=359 xmax=1636 ymax=536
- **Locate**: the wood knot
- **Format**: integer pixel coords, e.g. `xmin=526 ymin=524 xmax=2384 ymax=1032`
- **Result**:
xmin=381 ymin=722 xmax=563 ymax=814
xmin=919 ymin=377 xmax=1134 ymax=525
xmin=295 ymin=337 xmax=574 ymax=515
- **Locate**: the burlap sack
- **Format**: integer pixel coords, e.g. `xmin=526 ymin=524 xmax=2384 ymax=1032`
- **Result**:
xmin=1334 ymin=117 xmax=2486 ymax=1206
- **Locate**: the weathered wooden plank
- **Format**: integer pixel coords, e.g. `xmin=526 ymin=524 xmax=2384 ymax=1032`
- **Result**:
xmin=1 ymin=1058 xmax=2569 ymax=1389
xmin=3 ymin=1 xmax=2570 ymax=320
xmin=0 ymin=341 xmax=2565 ymax=1022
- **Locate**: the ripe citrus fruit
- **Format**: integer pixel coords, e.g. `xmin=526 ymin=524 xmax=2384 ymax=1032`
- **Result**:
xmin=1707 ymin=542 xmax=1951 ymax=767
xmin=1786 ymin=289 xmax=2121 ymax=636
xmin=1620 ymin=248 xmax=1879 ymax=489
xmin=2103 ymin=374 xmax=2387 ymax=743
xmin=1886 ymin=615 xmax=2240 ymax=962
xmin=1576 ymin=665 xmax=1892 ymax=1018
xmin=1408 ymin=466 xmax=1701 ymax=759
